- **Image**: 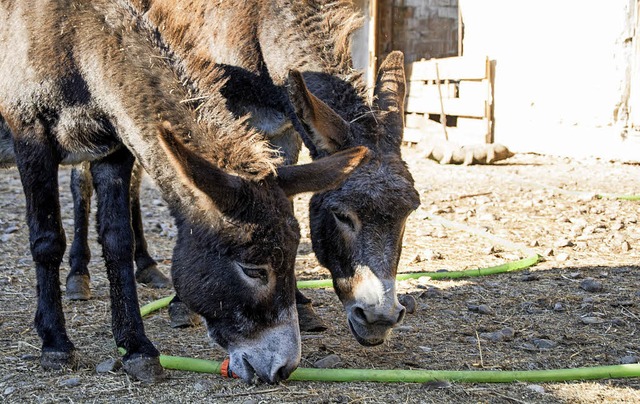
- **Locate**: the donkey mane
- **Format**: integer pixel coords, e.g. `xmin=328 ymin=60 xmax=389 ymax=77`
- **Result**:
xmin=287 ymin=0 xmax=363 ymax=77
xmin=123 ymin=1 xmax=281 ymax=180
xmin=189 ymin=76 xmax=283 ymax=180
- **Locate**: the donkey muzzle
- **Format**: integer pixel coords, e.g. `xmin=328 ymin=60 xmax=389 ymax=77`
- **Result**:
xmin=225 ymin=306 xmax=301 ymax=384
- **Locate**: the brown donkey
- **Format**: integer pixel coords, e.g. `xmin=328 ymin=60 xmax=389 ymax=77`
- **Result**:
xmin=130 ymin=0 xmax=421 ymax=346
xmin=0 ymin=0 xmax=369 ymax=383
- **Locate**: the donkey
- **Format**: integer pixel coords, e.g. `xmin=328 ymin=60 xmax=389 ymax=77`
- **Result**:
xmin=132 ymin=0 xmax=421 ymax=346
xmin=0 ymin=0 xmax=369 ymax=383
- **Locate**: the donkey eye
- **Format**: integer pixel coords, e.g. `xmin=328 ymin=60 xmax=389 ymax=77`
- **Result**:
xmin=238 ymin=263 xmax=269 ymax=284
xmin=332 ymin=210 xmax=356 ymax=231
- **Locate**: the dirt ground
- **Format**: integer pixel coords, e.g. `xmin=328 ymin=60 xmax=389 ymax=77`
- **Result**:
xmin=1 ymin=146 xmax=639 ymax=403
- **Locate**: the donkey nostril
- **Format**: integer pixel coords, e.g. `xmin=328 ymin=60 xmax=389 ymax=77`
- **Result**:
xmin=272 ymin=364 xmax=293 ymax=384
xmin=352 ymin=306 xmax=367 ymax=323
xmin=396 ymin=306 xmax=406 ymax=324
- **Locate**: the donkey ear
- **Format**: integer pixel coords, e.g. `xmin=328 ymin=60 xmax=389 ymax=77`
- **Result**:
xmin=373 ymin=51 xmax=406 ymax=115
xmin=276 ymin=146 xmax=371 ymax=197
xmin=156 ymin=122 xmax=243 ymax=214
xmin=287 ymin=70 xmax=350 ymax=154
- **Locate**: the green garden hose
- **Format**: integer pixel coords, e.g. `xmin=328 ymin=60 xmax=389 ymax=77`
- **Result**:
xmin=157 ymin=354 xmax=640 ymax=383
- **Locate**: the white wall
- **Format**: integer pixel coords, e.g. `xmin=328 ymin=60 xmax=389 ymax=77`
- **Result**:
xmin=351 ymin=0 xmax=371 ymax=82
xmin=460 ymin=0 xmax=640 ymax=161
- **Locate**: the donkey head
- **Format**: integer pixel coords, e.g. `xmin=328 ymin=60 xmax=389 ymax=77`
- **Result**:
xmin=287 ymin=51 xmax=421 ymax=346
xmin=157 ymin=125 xmax=370 ymax=382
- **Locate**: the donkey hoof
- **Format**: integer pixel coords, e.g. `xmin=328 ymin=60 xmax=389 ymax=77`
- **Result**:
xmin=123 ymin=355 xmax=165 ymax=383
xmin=168 ymin=301 xmax=201 ymax=328
xmin=297 ymin=302 xmax=327 ymax=332
xmin=66 ymin=275 xmax=91 ymax=301
xmin=135 ymin=266 xmax=170 ymax=288
xmin=41 ymin=350 xmax=78 ymax=370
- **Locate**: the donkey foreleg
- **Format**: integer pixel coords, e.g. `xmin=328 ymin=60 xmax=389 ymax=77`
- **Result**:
xmin=130 ymin=162 xmax=170 ymax=288
xmin=14 ymin=124 xmax=76 ymax=370
xmin=67 ymin=162 xmax=93 ymax=300
xmin=90 ymin=147 xmax=164 ymax=382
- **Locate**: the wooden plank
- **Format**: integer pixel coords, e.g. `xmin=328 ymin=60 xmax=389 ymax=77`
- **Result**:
xmin=458 ymin=80 xmax=489 ymax=102
xmin=457 ymin=117 xmax=487 ymax=133
xmin=405 ymin=95 xmax=487 ymax=118
xmin=407 ymin=82 xmax=457 ymax=99
xmin=407 ymin=56 xmax=488 ymax=82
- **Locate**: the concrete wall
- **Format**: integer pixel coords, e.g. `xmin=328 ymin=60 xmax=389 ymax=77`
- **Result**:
xmin=460 ymin=0 xmax=640 ymax=161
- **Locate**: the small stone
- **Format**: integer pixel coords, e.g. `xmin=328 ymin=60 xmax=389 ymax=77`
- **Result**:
xmin=482 ymin=245 xmax=496 ymax=255
xmin=527 ymin=384 xmax=546 ymax=394
xmin=423 ymin=249 xmax=442 ymax=260
xmin=420 ymin=287 xmax=442 ymax=299
xmin=416 ymin=276 xmax=432 ymax=286
xmin=422 ymin=380 xmax=452 ymax=390
xmin=553 ymin=302 xmax=565 ymax=312
xmin=580 ymin=278 xmax=604 ymax=293
xmin=521 ymin=272 xmax=539 ymax=282
xmin=554 ymin=238 xmax=574 ymax=248
xmin=313 ymin=354 xmax=341 ymax=369
xmin=395 ymin=326 xmax=413 ymax=332
xmin=19 ymin=354 xmax=38 ymax=361
xmin=418 ymin=346 xmax=433 ymax=353
xmin=611 ymin=222 xmax=625 ymax=231
xmin=3 ymin=225 xmax=18 ymax=234
xmin=532 ymin=338 xmax=557 ymax=349
xmin=529 ymin=240 xmax=540 ymax=247
xmin=434 ymin=229 xmax=448 ymax=238
xmin=398 ymin=294 xmax=417 ymax=314
xmin=569 ymin=218 xmax=587 ymax=227
xmin=569 ymin=272 xmax=582 ymax=279
xmin=621 ymin=241 xmax=631 ymax=252
xmin=59 ymin=377 xmax=81 ymax=387
xmin=581 ymin=316 xmax=605 ymax=325
xmin=620 ymin=355 xmax=638 ymax=364
xmin=467 ymin=304 xmax=493 ymax=315
xmin=96 ymin=358 xmax=122 ymax=374
xmin=3 ymin=387 xmax=15 ymax=396
xmin=479 ymin=327 xmax=515 ymax=342
xmin=543 ymin=248 xmax=554 ymax=257
xmin=193 ymin=380 xmax=213 ymax=392
xmin=478 ymin=213 xmax=497 ymax=221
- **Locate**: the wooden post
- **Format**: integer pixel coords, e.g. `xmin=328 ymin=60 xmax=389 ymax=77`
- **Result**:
xmin=367 ymin=0 xmax=378 ymax=99
xmin=434 ymin=62 xmax=449 ymax=141
xmin=485 ymin=57 xmax=494 ymax=144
